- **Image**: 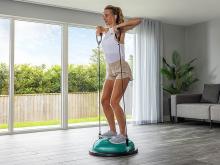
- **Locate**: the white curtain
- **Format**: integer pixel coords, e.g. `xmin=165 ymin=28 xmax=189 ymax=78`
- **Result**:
xmin=132 ymin=19 xmax=163 ymax=124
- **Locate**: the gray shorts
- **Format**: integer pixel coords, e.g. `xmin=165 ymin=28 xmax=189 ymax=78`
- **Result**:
xmin=106 ymin=60 xmax=133 ymax=81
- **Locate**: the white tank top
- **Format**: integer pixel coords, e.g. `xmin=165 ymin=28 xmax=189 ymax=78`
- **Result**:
xmin=101 ymin=28 xmax=125 ymax=64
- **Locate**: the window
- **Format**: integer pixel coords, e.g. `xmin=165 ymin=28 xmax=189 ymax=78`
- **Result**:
xmin=0 ymin=16 xmax=136 ymax=133
xmin=68 ymin=26 xmax=101 ymax=126
xmin=14 ymin=20 xmax=62 ymax=130
xmin=0 ymin=18 xmax=10 ymax=132
xmin=68 ymin=26 xmax=135 ymax=126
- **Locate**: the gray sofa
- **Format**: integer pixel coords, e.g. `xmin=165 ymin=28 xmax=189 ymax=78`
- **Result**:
xmin=171 ymin=92 xmax=220 ymax=128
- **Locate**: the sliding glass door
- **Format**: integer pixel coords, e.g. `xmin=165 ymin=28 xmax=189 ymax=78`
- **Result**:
xmin=0 ymin=18 xmax=10 ymax=132
xmin=14 ymin=20 xmax=62 ymax=130
xmin=67 ymin=26 xmax=136 ymax=125
xmin=68 ymin=26 xmax=105 ymax=126
xmin=0 ymin=17 xmax=136 ymax=133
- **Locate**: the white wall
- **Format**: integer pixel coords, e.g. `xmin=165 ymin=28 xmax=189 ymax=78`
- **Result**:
xmin=162 ymin=24 xmax=186 ymax=118
xmin=161 ymin=19 xmax=220 ymax=119
xmin=161 ymin=17 xmax=220 ymax=118
xmin=185 ymin=18 xmax=220 ymax=92
xmin=163 ymin=24 xmax=186 ymax=63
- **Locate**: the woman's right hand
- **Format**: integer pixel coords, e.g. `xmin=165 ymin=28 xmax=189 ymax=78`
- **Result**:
xmin=96 ymin=26 xmax=104 ymax=36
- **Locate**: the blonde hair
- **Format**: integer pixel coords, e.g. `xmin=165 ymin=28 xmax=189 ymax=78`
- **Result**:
xmin=104 ymin=5 xmax=124 ymax=24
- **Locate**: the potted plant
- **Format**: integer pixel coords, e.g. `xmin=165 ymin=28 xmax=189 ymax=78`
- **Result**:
xmin=161 ymin=50 xmax=199 ymax=94
xmin=161 ymin=50 xmax=199 ymax=121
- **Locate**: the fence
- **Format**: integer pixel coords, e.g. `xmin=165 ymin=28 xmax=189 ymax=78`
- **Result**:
xmin=0 ymin=84 xmax=132 ymax=124
xmin=0 ymin=92 xmax=101 ymax=124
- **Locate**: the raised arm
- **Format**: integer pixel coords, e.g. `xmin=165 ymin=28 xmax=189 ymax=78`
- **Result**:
xmin=115 ymin=18 xmax=142 ymax=32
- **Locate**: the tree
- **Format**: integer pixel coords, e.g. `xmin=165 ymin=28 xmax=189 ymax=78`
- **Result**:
xmin=14 ymin=64 xmax=45 ymax=94
xmin=0 ymin=63 xmax=9 ymax=95
xmin=0 ymin=48 xmax=107 ymax=95
xmin=68 ymin=64 xmax=95 ymax=92
xmin=68 ymin=48 xmax=106 ymax=92
xmin=89 ymin=48 xmax=106 ymax=91
xmin=44 ymin=65 xmax=61 ymax=93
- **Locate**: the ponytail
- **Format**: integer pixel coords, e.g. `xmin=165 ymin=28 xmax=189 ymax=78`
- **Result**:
xmin=104 ymin=5 xmax=124 ymax=24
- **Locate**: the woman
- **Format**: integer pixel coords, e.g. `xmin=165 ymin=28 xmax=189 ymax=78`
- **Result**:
xmin=96 ymin=5 xmax=141 ymax=144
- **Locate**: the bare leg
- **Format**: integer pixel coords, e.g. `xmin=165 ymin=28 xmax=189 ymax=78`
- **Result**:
xmin=101 ymin=79 xmax=116 ymax=132
xmin=110 ymin=78 xmax=130 ymax=136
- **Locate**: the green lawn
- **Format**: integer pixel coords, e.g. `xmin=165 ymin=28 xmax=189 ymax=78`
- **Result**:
xmin=0 ymin=115 xmax=131 ymax=129
xmin=0 ymin=116 xmax=107 ymax=129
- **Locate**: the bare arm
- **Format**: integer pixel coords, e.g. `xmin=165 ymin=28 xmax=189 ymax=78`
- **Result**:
xmin=119 ymin=25 xmax=137 ymax=33
xmin=96 ymin=26 xmax=107 ymax=36
xmin=115 ymin=18 xmax=142 ymax=32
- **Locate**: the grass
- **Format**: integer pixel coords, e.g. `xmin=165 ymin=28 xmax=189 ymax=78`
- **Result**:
xmin=0 ymin=115 xmax=131 ymax=129
xmin=0 ymin=116 xmax=107 ymax=129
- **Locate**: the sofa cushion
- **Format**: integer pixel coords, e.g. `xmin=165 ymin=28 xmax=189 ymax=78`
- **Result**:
xmin=200 ymin=84 xmax=220 ymax=103
xmin=177 ymin=103 xmax=213 ymax=119
xmin=210 ymin=105 xmax=220 ymax=121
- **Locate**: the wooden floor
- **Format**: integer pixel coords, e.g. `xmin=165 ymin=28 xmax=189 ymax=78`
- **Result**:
xmin=1 ymin=122 xmax=220 ymax=165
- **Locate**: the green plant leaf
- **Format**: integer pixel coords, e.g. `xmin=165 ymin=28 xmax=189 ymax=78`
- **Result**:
xmin=172 ymin=51 xmax=181 ymax=67
xmin=160 ymin=68 xmax=174 ymax=80
xmin=161 ymin=51 xmax=198 ymax=94
xmin=163 ymin=85 xmax=180 ymax=94
xmin=162 ymin=57 xmax=172 ymax=69
xmin=179 ymin=66 xmax=195 ymax=78
xmin=187 ymin=58 xmax=197 ymax=65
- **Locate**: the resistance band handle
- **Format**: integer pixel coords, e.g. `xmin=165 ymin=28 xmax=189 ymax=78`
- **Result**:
xmin=96 ymin=33 xmax=103 ymax=46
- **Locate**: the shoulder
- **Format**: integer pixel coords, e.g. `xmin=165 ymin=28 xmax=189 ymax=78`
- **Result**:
xmin=103 ymin=27 xmax=109 ymax=34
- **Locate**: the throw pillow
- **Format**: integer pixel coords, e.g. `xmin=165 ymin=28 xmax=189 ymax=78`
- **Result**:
xmin=200 ymin=84 xmax=220 ymax=103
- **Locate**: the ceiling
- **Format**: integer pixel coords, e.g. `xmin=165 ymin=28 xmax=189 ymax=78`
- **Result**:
xmin=14 ymin=0 xmax=220 ymax=26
